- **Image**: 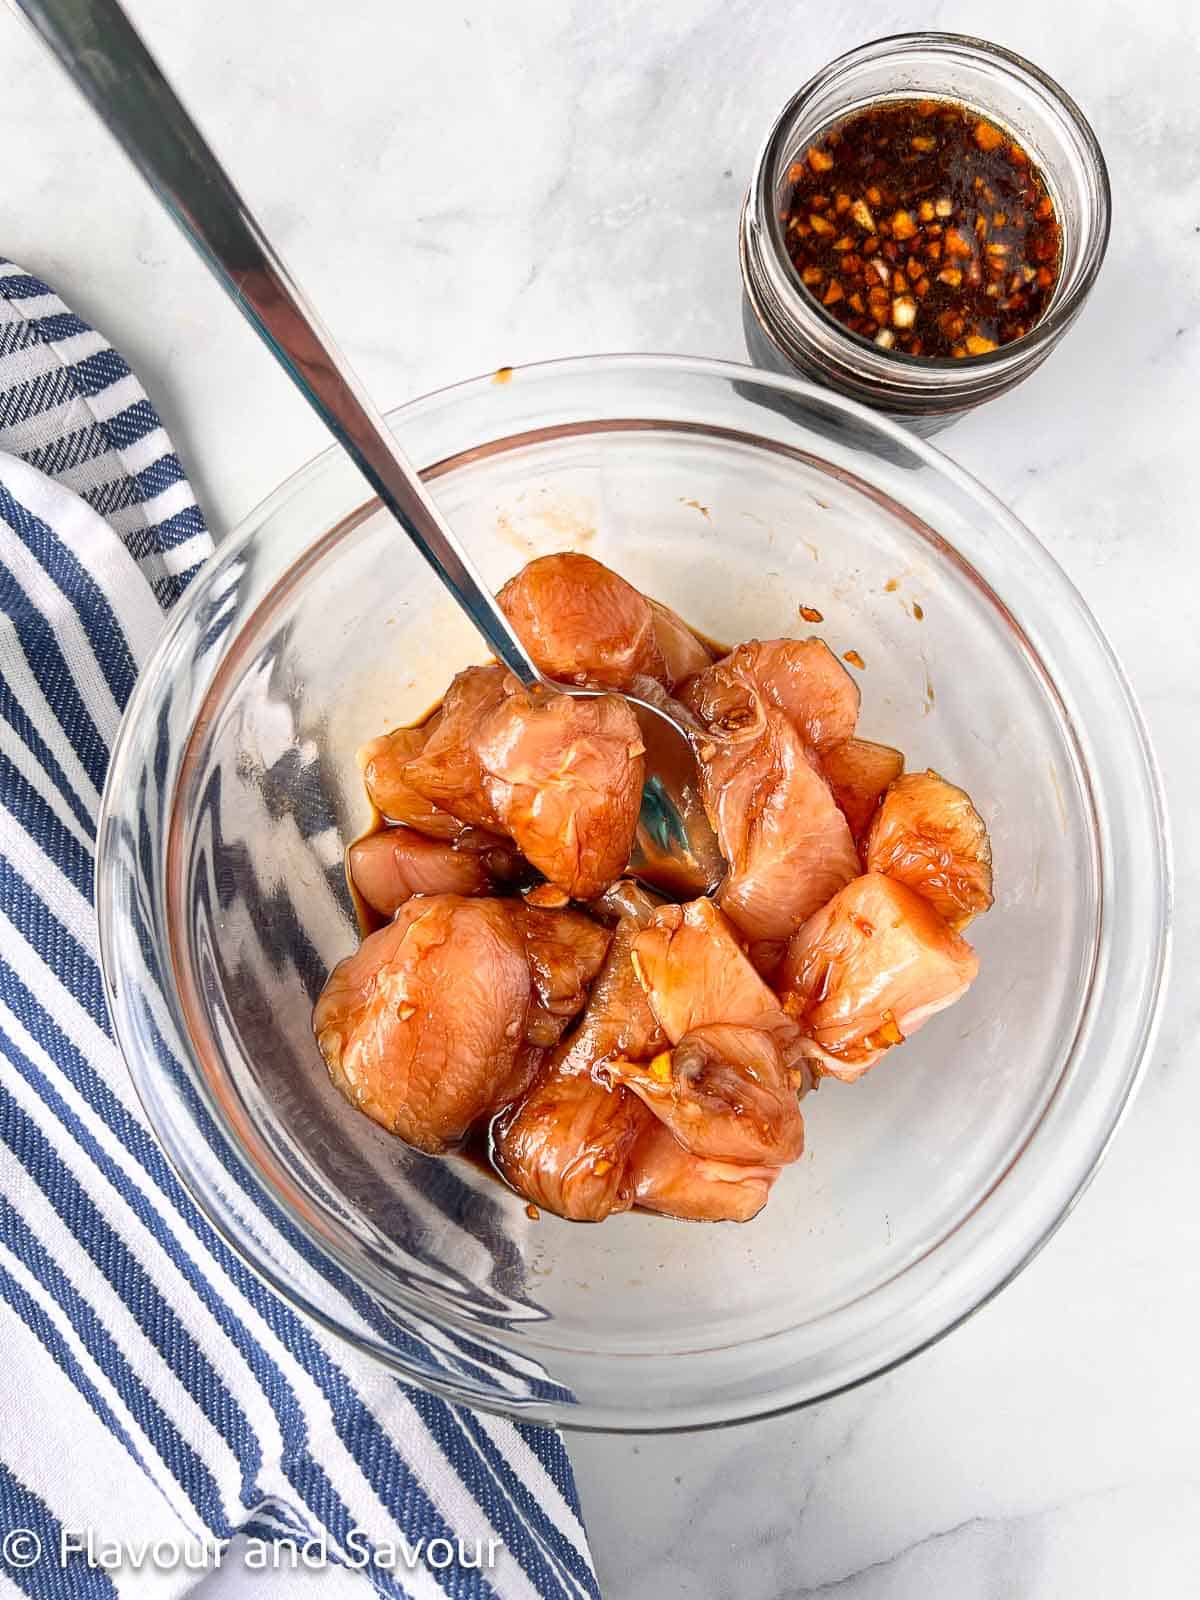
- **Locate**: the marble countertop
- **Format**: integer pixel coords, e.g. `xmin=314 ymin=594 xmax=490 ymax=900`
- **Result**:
xmin=3 ymin=0 xmax=1195 ymax=1593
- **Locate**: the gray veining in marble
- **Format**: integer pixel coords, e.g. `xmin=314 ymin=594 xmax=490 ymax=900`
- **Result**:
xmin=2 ymin=0 xmax=1196 ymax=1594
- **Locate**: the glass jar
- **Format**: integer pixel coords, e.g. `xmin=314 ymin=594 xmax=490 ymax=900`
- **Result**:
xmin=740 ymin=33 xmax=1111 ymax=434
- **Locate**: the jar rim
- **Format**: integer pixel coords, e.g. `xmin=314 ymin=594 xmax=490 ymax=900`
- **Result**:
xmin=744 ymin=31 xmax=1112 ymax=389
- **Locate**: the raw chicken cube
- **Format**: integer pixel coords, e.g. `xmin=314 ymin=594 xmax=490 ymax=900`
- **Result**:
xmin=400 ymin=664 xmax=512 ymax=830
xmin=508 ymin=902 xmax=612 ymax=1047
xmin=779 ymin=872 xmax=979 ymax=1081
xmin=606 ymin=1021 xmax=805 ymax=1165
xmin=498 ymin=551 xmax=664 ymax=688
xmin=313 ymin=894 xmax=533 ymax=1151
xmin=631 ymin=1122 xmax=779 ymax=1222
xmin=684 ymin=643 xmax=860 ymax=947
xmin=476 ymin=688 xmax=645 ymax=900
xmin=630 ymin=897 xmax=788 ymax=1039
xmin=821 ymin=737 xmax=905 ymax=846
xmin=348 ymin=827 xmax=491 ymax=917
xmin=492 ymin=1069 xmax=652 ymax=1222
xmin=864 ymin=769 xmax=993 ymax=929
xmin=687 ymin=637 xmax=859 ymax=754
xmin=402 ymin=665 xmax=645 ymax=900
xmin=359 ymin=721 xmax=463 ymax=840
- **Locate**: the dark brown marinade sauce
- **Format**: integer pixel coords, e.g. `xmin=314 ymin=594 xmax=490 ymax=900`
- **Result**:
xmin=781 ymin=98 xmax=1062 ymax=358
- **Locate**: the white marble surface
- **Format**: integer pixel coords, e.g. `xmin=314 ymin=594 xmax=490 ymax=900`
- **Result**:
xmin=2 ymin=0 xmax=1196 ymax=1593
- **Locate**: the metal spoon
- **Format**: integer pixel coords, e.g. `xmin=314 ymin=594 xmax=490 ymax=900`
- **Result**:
xmin=17 ymin=0 xmax=724 ymax=897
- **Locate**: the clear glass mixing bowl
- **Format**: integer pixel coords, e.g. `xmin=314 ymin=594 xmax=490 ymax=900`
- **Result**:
xmin=96 ymin=355 xmax=1170 ymax=1430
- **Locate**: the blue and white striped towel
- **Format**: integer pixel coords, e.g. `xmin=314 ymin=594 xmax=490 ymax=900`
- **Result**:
xmin=0 ymin=259 xmax=597 ymax=1600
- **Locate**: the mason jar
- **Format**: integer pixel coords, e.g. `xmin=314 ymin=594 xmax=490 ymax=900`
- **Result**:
xmin=739 ymin=33 xmax=1111 ymax=435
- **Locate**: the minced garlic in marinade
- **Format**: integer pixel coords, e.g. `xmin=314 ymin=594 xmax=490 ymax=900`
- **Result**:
xmin=781 ymin=99 xmax=1062 ymax=359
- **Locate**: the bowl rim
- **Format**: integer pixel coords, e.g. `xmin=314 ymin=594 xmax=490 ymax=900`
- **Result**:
xmin=95 ymin=351 xmax=1172 ymax=1430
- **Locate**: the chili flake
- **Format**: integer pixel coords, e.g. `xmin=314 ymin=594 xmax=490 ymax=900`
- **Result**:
xmin=782 ymin=99 xmax=1061 ymax=358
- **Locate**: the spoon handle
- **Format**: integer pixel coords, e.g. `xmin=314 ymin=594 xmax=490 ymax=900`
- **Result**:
xmin=16 ymin=0 xmax=541 ymax=685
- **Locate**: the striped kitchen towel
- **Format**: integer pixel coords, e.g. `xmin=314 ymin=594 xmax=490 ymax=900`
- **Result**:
xmin=0 ymin=259 xmax=597 ymax=1600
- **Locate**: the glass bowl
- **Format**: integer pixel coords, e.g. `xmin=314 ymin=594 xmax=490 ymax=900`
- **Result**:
xmin=96 ymin=355 xmax=1169 ymax=1431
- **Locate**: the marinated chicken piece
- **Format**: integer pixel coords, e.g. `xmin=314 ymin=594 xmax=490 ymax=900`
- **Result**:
xmin=754 ymin=636 xmax=860 ymax=752
xmin=630 ymin=898 xmax=784 ymax=1039
xmin=822 ymin=737 xmax=906 ymax=847
xmin=348 ymin=827 xmax=490 ymax=917
xmin=688 ymin=705 xmax=860 ymax=948
xmin=553 ymin=894 xmax=667 ymax=1076
xmin=648 ymin=598 xmax=713 ymax=687
xmin=779 ymin=872 xmax=980 ymax=1081
xmin=497 ymin=552 xmax=664 ymax=688
xmin=313 ymin=895 xmax=532 ymax=1152
xmin=713 ymin=716 xmax=860 ymax=947
xmin=631 ymin=1122 xmax=779 ymax=1223
xmin=607 ymin=1021 xmax=805 ymax=1165
xmin=476 ymin=688 xmax=644 ymax=900
xmin=400 ymin=664 xmax=512 ymax=830
xmin=360 ymin=723 xmax=462 ymax=840
xmin=508 ymin=902 xmax=612 ymax=1047
xmin=687 ymin=637 xmax=859 ymax=755
xmin=401 ymin=665 xmax=644 ymax=900
xmin=624 ymin=897 xmax=811 ymax=1147
xmin=492 ymin=1068 xmax=653 ymax=1222
xmin=865 ymin=769 xmax=993 ymax=929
